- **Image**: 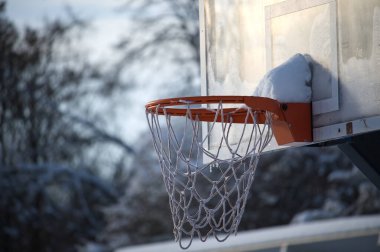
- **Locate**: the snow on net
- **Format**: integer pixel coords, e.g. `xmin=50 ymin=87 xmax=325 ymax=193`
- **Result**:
xmin=146 ymin=101 xmax=273 ymax=249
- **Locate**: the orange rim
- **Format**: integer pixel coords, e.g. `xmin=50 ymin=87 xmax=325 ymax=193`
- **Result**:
xmin=145 ymin=96 xmax=312 ymax=145
xmin=145 ymin=96 xmax=286 ymax=123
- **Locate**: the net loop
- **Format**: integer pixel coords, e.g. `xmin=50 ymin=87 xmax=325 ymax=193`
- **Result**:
xmin=146 ymin=100 xmax=273 ymax=249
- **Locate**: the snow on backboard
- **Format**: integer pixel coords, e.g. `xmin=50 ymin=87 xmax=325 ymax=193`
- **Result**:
xmin=200 ymin=0 xmax=380 ymax=153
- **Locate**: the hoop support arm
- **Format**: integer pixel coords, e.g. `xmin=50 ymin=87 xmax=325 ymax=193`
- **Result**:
xmin=243 ymin=97 xmax=312 ymax=145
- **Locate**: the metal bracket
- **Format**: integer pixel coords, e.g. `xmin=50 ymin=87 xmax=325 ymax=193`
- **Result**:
xmin=338 ymin=130 xmax=380 ymax=190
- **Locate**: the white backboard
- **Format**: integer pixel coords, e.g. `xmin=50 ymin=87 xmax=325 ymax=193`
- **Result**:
xmin=200 ymin=0 xmax=380 ymax=153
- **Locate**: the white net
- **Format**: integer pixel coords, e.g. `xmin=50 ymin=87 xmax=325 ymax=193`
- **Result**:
xmin=146 ymin=101 xmax=273 ymax=249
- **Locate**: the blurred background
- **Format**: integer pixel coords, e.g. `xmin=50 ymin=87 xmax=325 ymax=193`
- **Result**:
xmin=1 ymin=0 xmax=379 ymax=251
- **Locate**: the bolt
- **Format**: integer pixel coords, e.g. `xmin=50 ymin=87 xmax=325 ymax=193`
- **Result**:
xmin=281 ymin=104 xmax=288 ymax=111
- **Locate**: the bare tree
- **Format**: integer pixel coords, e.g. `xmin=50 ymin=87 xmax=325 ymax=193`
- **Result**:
xmin=114 ymin=0 xmax=200 ymax=96
xmin=0 ymin=164 xmax=117 ymax=252
xmin=0 ymin=3 xmax=133 ymax=251
xmin=0 ymin=3 xmax=133 ymax=168
xmin=101 ymin=132 xmax=172 ymax=249
xmin=241 ymin=147 xmax=380 ymax=229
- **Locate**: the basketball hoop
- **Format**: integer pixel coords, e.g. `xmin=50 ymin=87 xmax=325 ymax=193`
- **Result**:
xmin=145 ymin=96 xmax=311 ymax=249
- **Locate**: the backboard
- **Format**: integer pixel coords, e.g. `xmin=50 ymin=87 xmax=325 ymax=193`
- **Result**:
xmin=199 ymin=0 xmax=380 ymax=153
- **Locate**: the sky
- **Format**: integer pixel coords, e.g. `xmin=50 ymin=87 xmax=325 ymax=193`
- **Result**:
xmin=6 ymin=0 xmax=201 ymax=147
xmin=6 ymin=0 xmax=155 ymax=143
xmin=7 ymin=0 xmax=126 ymax=62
